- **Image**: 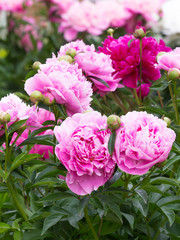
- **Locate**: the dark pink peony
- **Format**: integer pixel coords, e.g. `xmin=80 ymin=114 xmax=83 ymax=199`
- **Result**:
xmin=115 ymin=111 xmax=176 ymax=175
xmin=54 ymin=111 xmax=116 ymax=195
xmin=99 ymin=35 xmax=171 ymax=89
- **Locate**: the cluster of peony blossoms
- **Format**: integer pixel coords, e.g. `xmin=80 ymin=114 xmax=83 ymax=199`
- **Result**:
xmin=99 ymin=33 xmax=171 ymax=97
xmin=49 ymin=0 xmax=165 ymax=41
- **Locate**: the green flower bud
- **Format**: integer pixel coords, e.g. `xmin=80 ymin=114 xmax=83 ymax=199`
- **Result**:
xmin=32 ymin=61 xmax=41 ymax=70
xmin=43 ymin=93 xmax=55 ymax=106
xmin=0 ymin=112 xmax=11 ymax=124
xmin=107 ymin=28 xmax=114 ymax=37
xmin=163 ymin=117 xmax=171 ymax=127
xmin=58 ymin=55 xmax=73 ymax=64
xmin=107 ymin=115 xmax=121 ymax=130
xmin=168 ymin=68 xmax=180 ymax=81
xmin=133 ymin=28 xmax=146 ymax=39
xmin=66 ymin=48 xmax=76 ymax=58
xmin=30 ymin=91 xmax=43 ymax=104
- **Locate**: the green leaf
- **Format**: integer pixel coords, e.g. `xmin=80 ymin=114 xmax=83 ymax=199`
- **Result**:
xmin=136 ymin=189 xmax=148 ymax=204
xmin=38 ymin=192 xmax=75 ymax=202
xmin=0 ymin=169 xmax=9 ymax=181
xmin=30 ymin=178 xmax=59 ymax=188
xmin=25 ymin=69 xmax=37 ymax=80
xmin=79 ymin=196 xmax=90 ymax=216
xmin=157 ymin=196 xmax=180 ymax=207
xmin=142 ymin=185 xmax=163 ymax=194
xmin=19 ymin=135 xmax=56 ymax=147
xmin=28 ymin=126 xmax=54 ymax=138
xmin=87 ymin=75 xmax=110 ymax=88
xmin=121 ymin=212 xmax=134 ymax=229
xmin=132 ymin=198 xmax=148 ymax=217
xmin=150 ymin=177 xmax=179 ymax=188
xmin=108 ymin=130 xmax=116 ymax=155
xmin=0 ymin=222 xmax=11 ymax=233
xmin=163 ymin=156 xmax=180 ymax=171
xmin=12 ymin=219 xmax=21 ymax=231
xmin=104 ymin=172 xmax=122 ymax=188
xmin=10 ymin=153 xmax=41 ymax=172
xmin=14 ymin=231 xmax=23 ymax=240
xmin=8 ymin=119 xmax=28 ymax=135
xmin=160 ymin=207 xmax=175 ymax=226
xmin=128 ymin=39 xmax=135 ymax=47
xmin=41 ymin=213 xmax=63 ymax=235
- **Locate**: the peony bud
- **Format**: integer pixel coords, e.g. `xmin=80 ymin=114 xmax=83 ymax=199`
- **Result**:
xmin=168 ymin=68 xmax=180 ymax=81
xmin=32 ymin=61 xmax=41 ymax=70
xmin=30 ymin=91 xmax=43 ymax=104
xmin=163 ymin=117 xmax=171 ymax=127
xmin=66 ymin=48 xmax=76 ymax=58
xmin=58 ymin=55 xmax=73 ymax=64
xmin=133 ymin=27 xmax=146 ymax=39
xmin=107 ymin=115 xmax=121 ymax=130
xmin=107 ymin=28 xmax=114 ymax=37
xmin=43 ymin=92 xmax=55 ymax=106
xmin=0 ymin=112 xmax=11 ymax=124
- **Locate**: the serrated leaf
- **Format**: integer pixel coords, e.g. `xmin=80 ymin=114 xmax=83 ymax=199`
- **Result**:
xmin=41 ymin=213 xmax=62 ymax=235
xmin=19 ymin=135 xmax=55 ymax=147
xmin=88 ymin=75 xmax=110 ymax=88
xmin=108 ymin=130 xmax=116 ymax=155
xmin=8 ymin=119 xmax=28 ymax=135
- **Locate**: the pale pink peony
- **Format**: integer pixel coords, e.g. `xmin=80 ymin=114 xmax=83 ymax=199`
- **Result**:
xmin=12 ymin=108 xmax=55 ymax=159
xmin=50 ymin=0 xmax=74 ymax=12
xmin=156 ymin=48 xmax=180 ymax=72
xmin=75 ymin=51 xmax=121 ymax=95
xmin=0 ymin=94 xmax=41 ymax=132
xmin=54 ymin=111 xmax=116 ymax=195
xmin=24 ymin=58 xmax=92 ymax=116
xmin=124 ymin=0 xmax=165 ymax=22
xmin=58 ymin=40 xmax=95 ymax=56
xmin=115 ymin=111 xmax=176 ymax=175
xmin=59 ymin=1 xmax=109 ymax=41
xmin=0 ymin=0 xmax=32 ymax=12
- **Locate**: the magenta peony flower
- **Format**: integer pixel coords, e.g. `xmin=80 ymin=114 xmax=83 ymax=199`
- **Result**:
xmin=156 ymin=47 xmax=180 ymax=72
xmin=12 ymin=108 xmax=55 ymax=159
xmin=54 ymin=111 xmax=116 ymax=195
xmin=75 ymin=51 xmax=121 ymax=95
xmin=24 ymin=58 xmax=92 ymax=116
xmin=115 ymin=111 xmax=176 ymax=175
xmin=99 ymin=35 xmax=171 ymax=89
xmin=0 ymin=94 xmax=41 ymax=134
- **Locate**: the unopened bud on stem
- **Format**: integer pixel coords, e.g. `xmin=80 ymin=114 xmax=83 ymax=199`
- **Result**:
xmin=30 ymin=91 xmax=43 ymax=104
xmin=0 ymin=112 xmax=11 ymax=124
xmin=107 ymin=115 xmax=121 ymax=130
xmin=32 ymin=61 xmax=41 ymax=70
xmin=58 ymin=55 xmax=73 ymax=64
xmin=66 ymin=48 xmax=76 ymax=58
xmin=168 ymin=68 xmax=180 ymax=81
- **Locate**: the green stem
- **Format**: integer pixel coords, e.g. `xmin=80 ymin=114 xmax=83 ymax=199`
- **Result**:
xmin=139 ymin=38 xmax=143 ymax=105
xmin=173 ymin=81 xmax=179 ymax=124
xmin=4 ymin=124 xmax=9 ymax=172
xmin=157 ymin=91 xmax=164 ymax=108
xmin=7 ymin=177 xmax=28 ymax=221
xmin=133 ymin=88 xmax=141 ymax=107
xmin=109 ymin=92 xmax=128 ymax=113
xmin=122 ymin=174 xmax=131 ymax=199
xmin=153 ymin=218 xmax=166 ymax=240
xmin=168 ymin=83 xmax=179 ymax=124
xmin=145 ymin=217 xmax=151 ymax=240
xmin=84 ymin=206 xmax=99 ymax=240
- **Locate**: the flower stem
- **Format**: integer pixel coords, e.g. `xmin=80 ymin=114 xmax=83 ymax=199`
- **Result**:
xmin=168 ymin=83 xmax=179 ymax=124
xmin=84 ymin=206 xmax=99 ymax=240
xmin=173 ymin=81 xmax=179 ymax=124
xmin=133 ymin=88 xmax=141 ymax=107
xmin=157 ymin=91 xmax=164 ymax=108
xmin=4 ymin=124 xmax=9 ymax=172
xmin=139 ymin=38 xmax=143 ymax=105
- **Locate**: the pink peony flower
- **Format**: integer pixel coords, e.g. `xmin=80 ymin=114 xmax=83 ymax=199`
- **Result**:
xmin=14 ymin=16 xmax=43 ymax=52
xmin=115 ymin=111 xmax=176 ymax=175
xmin=0 ymin=94 xmax=41 ymax=133
xmin=58 ymin=39 xmax=95 ymax=56
xmin=99 ymin=35 xmax=171 ymax=89
xmin=54 ymin=111 xmax=116 ymax=195
xmin=75 ymin=51 xmax=121 ymax=95
xmin=12 ymin=108 xmax=55 ymax=159
xmin=0 ymin=0 xmax=32 ymax=12
xmin=24 ymin=58 xmax=92 ymax=116
xmin=156 ymin=47 xmax=180 ymax=72
xmin=59 ymin=1 xmax=109 ymax=41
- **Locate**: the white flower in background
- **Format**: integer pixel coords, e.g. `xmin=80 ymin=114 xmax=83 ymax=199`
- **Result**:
xmin=161 ymin=0 xmax=180 ymax=35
